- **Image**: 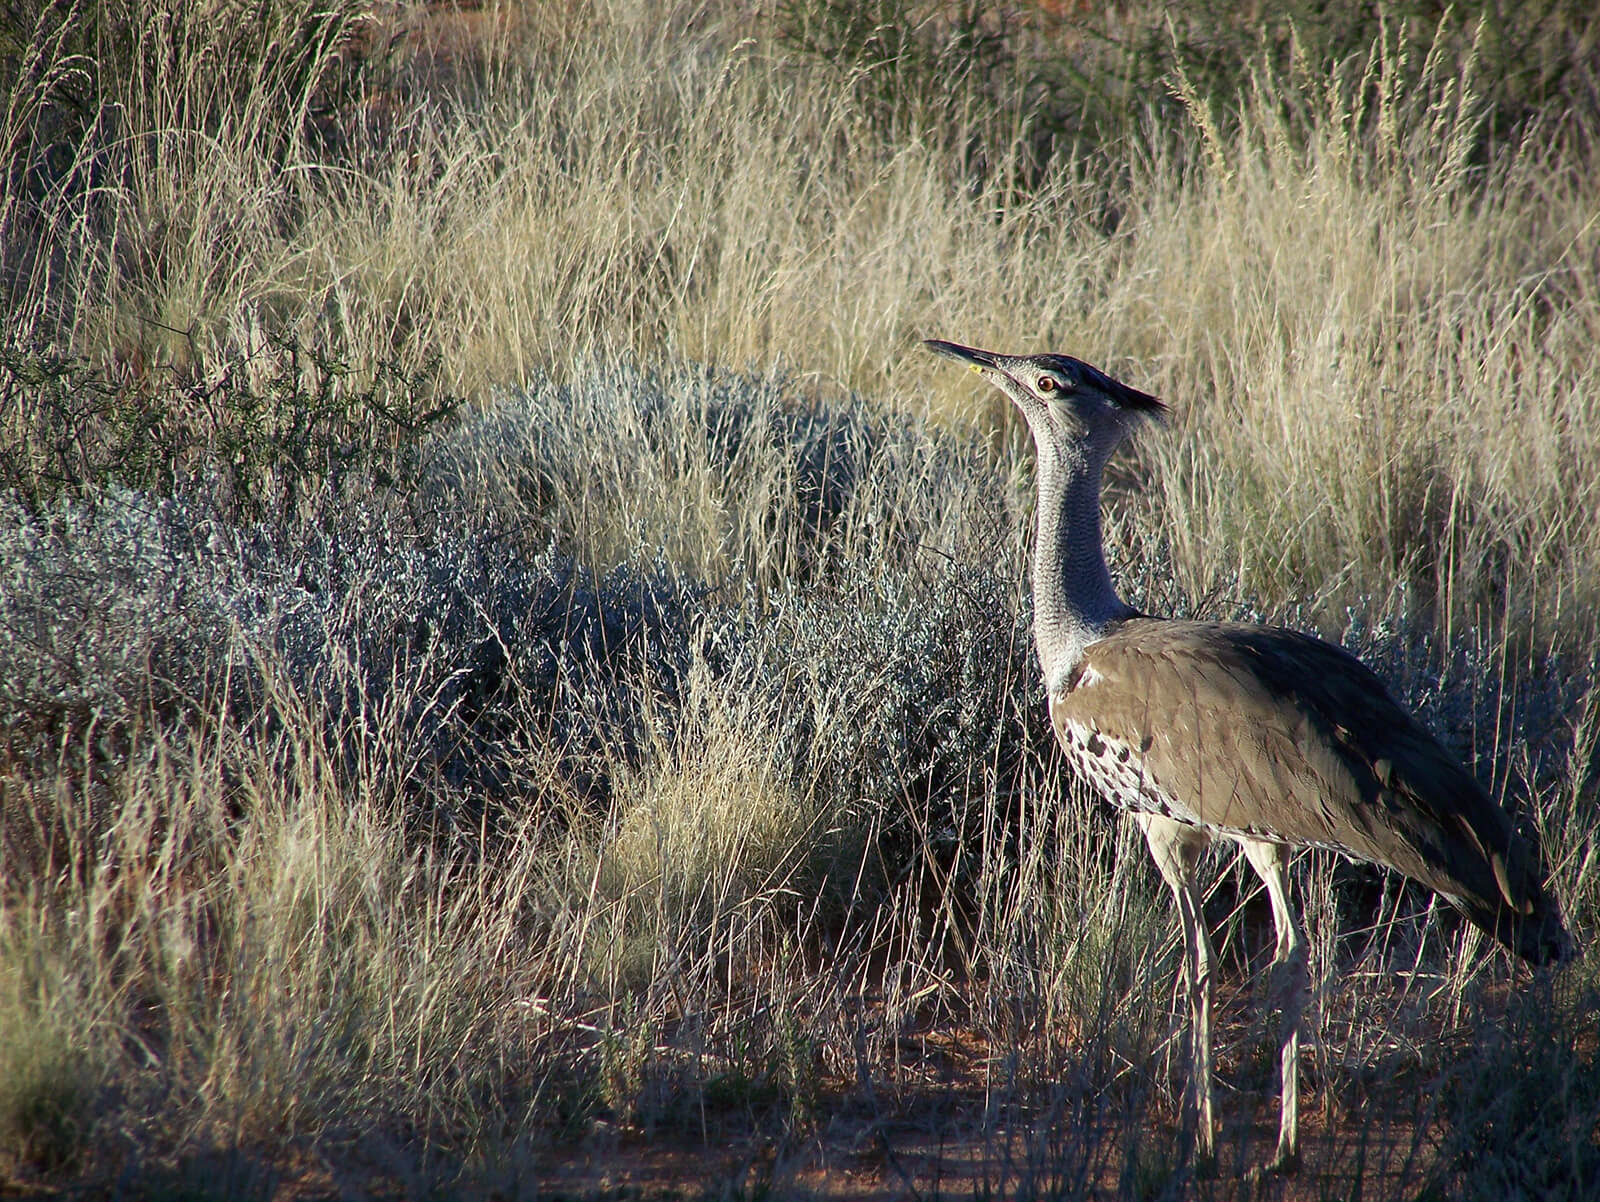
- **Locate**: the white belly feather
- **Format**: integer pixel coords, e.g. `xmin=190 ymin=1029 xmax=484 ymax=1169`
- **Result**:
xmin=1054 ymin=714 xmax=1206 ymax=827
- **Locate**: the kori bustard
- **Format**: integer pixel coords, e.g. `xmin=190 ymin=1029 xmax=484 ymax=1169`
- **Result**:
xmin=924 ymin=337 xmax=1575 ymax=1172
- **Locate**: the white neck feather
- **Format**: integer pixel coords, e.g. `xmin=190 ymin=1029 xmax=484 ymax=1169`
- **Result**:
xmin=1029 ymin=435 xmax=1133 ymax=695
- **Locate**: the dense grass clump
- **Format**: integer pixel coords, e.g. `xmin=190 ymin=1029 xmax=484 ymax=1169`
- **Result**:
xmin=3 ymin=1 xmax=1598 ymax=1196
xmin=0 ymin=364 xmax=1059 ymax=1178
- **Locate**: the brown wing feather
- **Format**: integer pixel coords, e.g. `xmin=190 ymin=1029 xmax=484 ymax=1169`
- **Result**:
xmin=1052 ymin=618 xmax=1573 ymax=964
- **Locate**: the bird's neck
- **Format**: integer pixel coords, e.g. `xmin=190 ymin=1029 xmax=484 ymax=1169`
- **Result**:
xmin=1031 ymin=440 xmax=1131 ymax=694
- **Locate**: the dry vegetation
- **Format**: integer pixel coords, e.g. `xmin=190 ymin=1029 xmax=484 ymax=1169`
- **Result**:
xmin=2 ymin=1 xmax=1599 ymax=1197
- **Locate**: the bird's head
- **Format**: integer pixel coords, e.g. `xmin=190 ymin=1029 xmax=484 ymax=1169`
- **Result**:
xmin=923 ymin=339 xmax=1164 ymax=463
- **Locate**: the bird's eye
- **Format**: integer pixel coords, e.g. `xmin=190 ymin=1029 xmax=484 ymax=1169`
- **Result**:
xmin=1037 ymin=376 xmax=1057 ymax=394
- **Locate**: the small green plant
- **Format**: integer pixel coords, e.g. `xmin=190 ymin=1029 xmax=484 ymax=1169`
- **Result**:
xmin=597 ymin=1002 xmax=655 ymax=1126
xmin=0 ymin=335 xmax=461 ymax=516
xmin=1079 ymin=0 xmax=1600 ymax=157
xmin=773 ymin=0 xmax=1016 ymax=127
xmin=773 ymin=1007 xmax=821 ymax=1134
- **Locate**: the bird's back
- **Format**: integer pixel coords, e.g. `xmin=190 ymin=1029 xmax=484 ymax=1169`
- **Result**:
xmin=1049 ymin=618 xmax=1574 ymax=965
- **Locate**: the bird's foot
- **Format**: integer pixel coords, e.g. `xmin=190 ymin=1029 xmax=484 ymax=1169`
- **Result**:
xmin=1245 ymin=1146 xmax=1300 ymax=1186
xmin=1182 ymin=1122 xmax=1218 ymax=1178
xmin=1177 ymin=1108 xmax=1216 ymax=1176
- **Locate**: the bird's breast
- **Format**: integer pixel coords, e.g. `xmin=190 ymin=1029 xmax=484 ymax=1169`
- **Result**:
xmin=1050 ymin=700 xmax=1205 ymax=828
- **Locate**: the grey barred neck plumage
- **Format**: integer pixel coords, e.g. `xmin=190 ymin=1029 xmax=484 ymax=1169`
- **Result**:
xmin=922 ymin=339 xmax=1163 ymax=694
xmin=923 ymin=336 xmax=1576 ymax=1175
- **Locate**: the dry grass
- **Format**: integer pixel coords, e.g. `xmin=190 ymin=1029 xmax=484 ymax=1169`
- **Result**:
xmin=9 ymin=3 xmax=1600 ymax=642
xmin=3 ymin=1 xmax=1599 ymax=1197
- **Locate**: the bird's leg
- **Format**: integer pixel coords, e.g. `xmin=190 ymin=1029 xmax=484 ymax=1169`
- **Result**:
xmin=1136 ymin=814 xmax=1215 ymax=1164
xmin=1241 ymin=838 xmax=1307 ymax=1174
xmin=1179 ymin=869 xmax=1217 ymax=1162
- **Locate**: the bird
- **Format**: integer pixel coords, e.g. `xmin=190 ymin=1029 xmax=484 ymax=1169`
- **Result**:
xmin=923 ymin=337 xmax=1576 ymax=1173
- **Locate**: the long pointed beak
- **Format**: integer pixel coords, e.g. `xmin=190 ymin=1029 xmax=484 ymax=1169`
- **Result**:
xmin=923 ymin=339 xmax=1003 ymax=374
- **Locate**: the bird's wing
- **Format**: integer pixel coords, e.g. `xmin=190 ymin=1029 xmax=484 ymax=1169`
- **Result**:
xmin=1050 ymin=619 xmax=1570 ymax=961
